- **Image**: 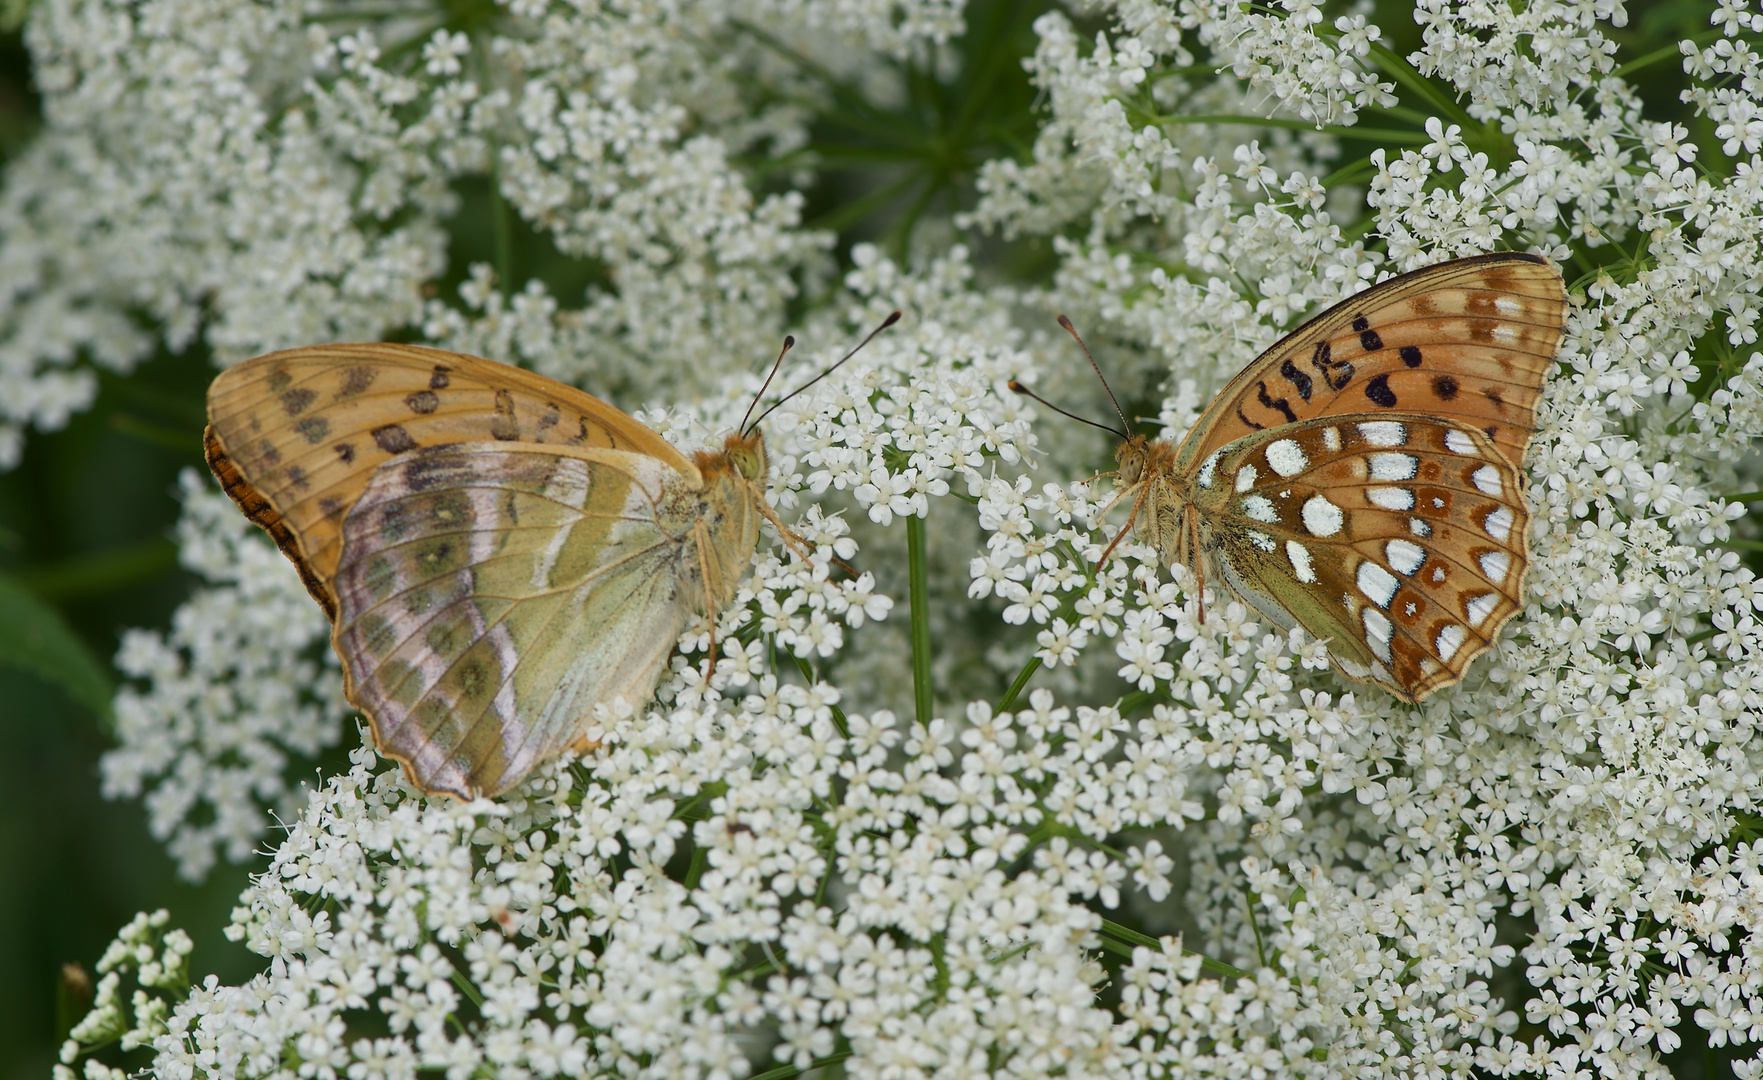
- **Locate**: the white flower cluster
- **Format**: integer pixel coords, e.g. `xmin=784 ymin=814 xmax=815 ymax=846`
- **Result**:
xmin=101 ymin=471 xmax=346 ymax=882
xmin=41 ymin=0 xmax=1763 ymax=1076
xmin=0 ymin=0 xmax=991 ymax=463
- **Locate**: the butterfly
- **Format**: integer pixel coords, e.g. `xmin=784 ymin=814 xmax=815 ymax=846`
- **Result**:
xmin=1018 ymin=253 xmax=1566 ymax=703
xmin=205 ymin=319 xmax=895 ymax=800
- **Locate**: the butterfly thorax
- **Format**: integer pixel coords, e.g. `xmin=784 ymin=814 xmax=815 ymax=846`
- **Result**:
xmin=670 ymin=430 xmax=768 ymax=616
xmin=1111 ymin=435 xmax=1194 ymax=568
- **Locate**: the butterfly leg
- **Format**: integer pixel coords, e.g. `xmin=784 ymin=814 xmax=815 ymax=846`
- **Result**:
xmin=753 ymin=498 xmax=860 ymax=578
xmin=693 ymin=518 xmax=722 ymax=683
xmin=1096 ymin=481 xmax=1152 ymax=567
xmin=1189 ymin=506 xmax=1206 ymax=625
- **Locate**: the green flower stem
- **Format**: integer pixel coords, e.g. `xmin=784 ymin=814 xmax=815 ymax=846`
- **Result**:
xmin=1098 ymin=919 xmax=1250 ymax=981
xmin=749 ymin=1050 xmax=855 ymax=1080
xmin=1364 ymin=43 xmax=1478 ymax=133
xmin=794 ymin=654 xmax=851 ymax=738
xmin=1612 ymin=30 xmax=1723 ymax=79
xmin=1138 ymin=110 xmax=1432 ymax=145
xmin=996 ymin=655 xmax=1042 ymax=714
xmin=908 ymin=513 xmax=934 ymax=727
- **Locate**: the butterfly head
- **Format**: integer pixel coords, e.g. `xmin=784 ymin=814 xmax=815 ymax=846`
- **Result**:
xmin=1115 ymin=434 xmax=1150 ymax=485
xmin=1115 ymin=433 xmax=1178 ymax=488
xmin=719 ymin=429 xmax=768 ymax=481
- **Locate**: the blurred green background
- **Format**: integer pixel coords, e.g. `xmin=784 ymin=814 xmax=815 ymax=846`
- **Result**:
xmin=0 ymin=1 xmax=1747 ymax=1076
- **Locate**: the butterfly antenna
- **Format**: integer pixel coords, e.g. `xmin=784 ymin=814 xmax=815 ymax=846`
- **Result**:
xmin=1057 ymin=315 xmax=1132 ymax=436
xmin=746 ymin=310 xmax=902 ymax=434
xmin=1007 ymin=380 xmax=1127 ymax=440
xmin=740 ymin=335 xmax=795 ymax=435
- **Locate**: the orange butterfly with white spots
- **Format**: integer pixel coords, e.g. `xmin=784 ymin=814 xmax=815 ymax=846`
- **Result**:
xmin=1021 ymin=252 xmax=1566 ymax=702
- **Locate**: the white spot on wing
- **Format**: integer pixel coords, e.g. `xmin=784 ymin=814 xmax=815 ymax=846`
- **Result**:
xmin=1357 ymin=560 xmax=1398 ymax=608
xmin=1266 ymin=439 xmax=1309 ymax=477
xmin=1471 ymin=464 xmax=1503 ymax=496
xmin=1362 ymin=608 xmax=1393 ymax=662
xmin=1386 ymin=539 xmax=1425 ymax=575
xmin=1410 ymin=518 xmax=1432 ymax=537
xmin=1236 ymin=464 xmax=1257 ymax=492
xmin=1369 ymin=453 xmax=1418 ymax=481
xmin=1243 ymin=495 xmax=1278 ymax=523
xmin=544 ymin=457 xmax=592 ymax=509
xmin=1368 ymin=487 xmax=1414 ymax=510
xmin=1436 ymin=624 xmax=1466 ymax=662
xmin=1323 ymin=426 xmax=1342 ymax=451
xmin=1358 ymin=421 xmax=1406 ymax=447
xmin=1479 ymin=550 xmax=1511 ymax=583
xmin=1286 ymin=540 xmax=1315 ymax=582
xmin=1197 ymin=451 xmax=1221 ymax=489
xmin=1248 ymin=530 xmax=1276 ymax=552
xmin=1444 ymin=429 xmax=1476 ymax=455
xmin=1495 ymin=296 xmax=1521 ymax=316
xmin=1302 ymin=494 xmax=1344 ymax=537
xmin=1493 ymin=324 xmax=1519 ymax=344
xmin=1483 ymin=506 xmax=1514 ymax=542
xmin=1465 ymin=592 xmax=1499 ymax=627
xmin=1333 ymin=651 xmax=1370 ymax=678
xmin=533 ymin=517 xmax=581 ymax=588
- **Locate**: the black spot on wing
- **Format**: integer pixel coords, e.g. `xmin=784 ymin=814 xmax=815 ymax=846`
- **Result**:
xmin=1399 ymin=345 xmax=1422 ymax=367
xmin=373 ymin=424 xmax=418 ymax=454
xmin=1359 ymin=328 xmax=1383 ymax=352
xmin=335 ymin=441 xmax=356 ymax=464
xmin=490 ymin=389 xmax=520 ymax=441
xmin=282 ymin=388 xmax=316 ymax=416
xmin=1278 ymin=359 xmax=1313 ymax=401
xmin=1256 ymin=380 xmax=1298 ymax=423
xmin=1432 ymin=375 xmax=1459 ymax=400
xmin=405 ymin=390 xmax=439 ymax=414
xmin=337 ymin=366 xmax=376 ymax=398
xmin=430 ymin=366 xmax=452 ymax=390
xmin=1365 ymin=374 xmax=1397 ymax=407
xmin=297 ymin=417 xmax=330 ymax=444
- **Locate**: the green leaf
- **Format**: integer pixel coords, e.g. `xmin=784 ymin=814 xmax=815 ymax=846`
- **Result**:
xmin=0 ymin=570 xmax=114 ymax=720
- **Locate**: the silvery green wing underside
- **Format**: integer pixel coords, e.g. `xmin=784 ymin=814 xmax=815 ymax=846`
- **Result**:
xmin=331 ymin=442 xmax=699 ymax=798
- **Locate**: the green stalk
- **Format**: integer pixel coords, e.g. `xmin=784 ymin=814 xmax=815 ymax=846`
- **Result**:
xmin=747 ymin=1050 xmax=855 ymax=1080
xmin=996 ymin=656 xmax=1041 ymax=714
xmin=907 ymin=514 xmax=934 ymax=727
xmin=1098 ymin=919 xmax=1251 ymax=981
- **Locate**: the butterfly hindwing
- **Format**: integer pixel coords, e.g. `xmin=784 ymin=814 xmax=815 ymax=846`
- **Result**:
xmin=331 ymin=442 xmax=704 ymax=799
xmin=205 ymin=344 xmax=696 ymax=616
xmin=1175 ymin=253 xmax=1566 ymax=474
xmin=1193 ymin=414 xmax=1529 ymax=702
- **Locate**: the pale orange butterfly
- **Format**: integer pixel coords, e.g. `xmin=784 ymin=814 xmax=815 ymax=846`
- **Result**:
xmin=1016 ymin=253 xmax=1566 ymax=702
xmin=205 ymin=315 xmax=897 ymax=799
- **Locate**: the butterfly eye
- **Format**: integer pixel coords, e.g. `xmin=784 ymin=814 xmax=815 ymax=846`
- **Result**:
xmin=731 ymin=444 xmax=764 ymax=480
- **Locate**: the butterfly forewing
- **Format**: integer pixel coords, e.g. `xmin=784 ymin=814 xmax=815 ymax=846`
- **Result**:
xmin=206 ymin=343 xmax=694 ymax=616
xmin=332 ymin=442 xmax=727 ymax=799
xmin=1173 ymin=253 xmax=1566 ymax=475
xmin=1193 ymin=415 xmax=1530 ymax=701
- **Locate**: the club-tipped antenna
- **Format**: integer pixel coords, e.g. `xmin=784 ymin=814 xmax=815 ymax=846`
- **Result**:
xmin=740 ymin=335 xmax=796 ymax=435
xmin=1057 ymin=314 xmax=1132 ymax=436
xmin=744 ymin=310 xmax=902 ymax=435
xmin=1007 ymin=380 xmax=1127 ymax=440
